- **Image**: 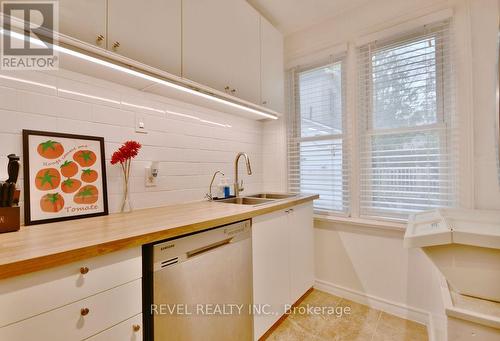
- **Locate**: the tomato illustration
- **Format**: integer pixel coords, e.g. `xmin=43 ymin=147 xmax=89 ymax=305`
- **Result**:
xmin=81 ymin=169 xmax=98 ymax=183
xmin=73 ymin=150 xmax=97 ymax=167
xmin=37 ymin=140 xmax=64 ymax=159
xmin=61 ymin=178 xmax=82 ymax=194
xmin=35 ymin=168 xmax=61 ymax=191
xmin=60 ymin=160 xmax=78 ymax=178
xmin=74 ymin=185 xmax=99 ymax=204
xmin=40 ymin=193 xmax=65 ymax=213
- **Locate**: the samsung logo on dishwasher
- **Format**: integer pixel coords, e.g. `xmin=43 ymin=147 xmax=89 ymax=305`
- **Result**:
xmin=160 ymin=244 xmax=175 ymax=251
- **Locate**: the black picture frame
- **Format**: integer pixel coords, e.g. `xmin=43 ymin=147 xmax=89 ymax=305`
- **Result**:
xmin=22 ymin=130 xmax=109 ymax=225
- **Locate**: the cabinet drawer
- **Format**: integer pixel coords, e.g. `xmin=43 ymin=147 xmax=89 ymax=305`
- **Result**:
xmin=0 ymin=247 xmax=141 ymax=327
xmin=86 ymin=313 xmax=142 ymax=341
xmin=0 ymin=279 xmax=142 ymax=341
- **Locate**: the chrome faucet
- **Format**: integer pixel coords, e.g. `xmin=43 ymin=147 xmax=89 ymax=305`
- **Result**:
xmin=206 ymin=170 xmax=225 ymax=201
xmin=234 ymin=152 xmax=252 ymax=197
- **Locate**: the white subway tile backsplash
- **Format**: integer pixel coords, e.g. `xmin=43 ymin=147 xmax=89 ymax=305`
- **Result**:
xmin=0 ymin=110 xmax=58 ymax=133
xmin=0 ymin=70 xmax=57 ymax=95
xmin=0 ymin=86 xmax=18 ymax=111
xmin=0 ymin=69 xmax=264 ymax=215
xmin=56 ymin=97 xmax=92 ymax=121
xmin=17 ymin=91 xmax=60 ymax=116
xmin=91 ymin=105 xmax=135 ymax=127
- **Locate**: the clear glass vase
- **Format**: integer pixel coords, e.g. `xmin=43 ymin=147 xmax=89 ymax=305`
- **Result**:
xmin=120 ymin=175 xmax=132 ymax=213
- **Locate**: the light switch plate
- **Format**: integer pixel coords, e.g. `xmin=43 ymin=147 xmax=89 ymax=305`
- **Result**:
xmin=135 ymin=114 xmax=148 ymax=134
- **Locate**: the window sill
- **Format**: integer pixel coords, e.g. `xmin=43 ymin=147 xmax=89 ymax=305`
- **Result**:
xmin=313 ymin=214 xmax=407 ymax=232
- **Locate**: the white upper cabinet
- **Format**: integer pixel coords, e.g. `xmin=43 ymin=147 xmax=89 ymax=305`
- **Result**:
xmin=182 ymin=0 xmax=261 ymax=104
xmin=26 ymin=0 xmax=284 ymax=110
xmin=260 ymin=17 xmax=285 ymax=113
xmin=57 ymin=0 xmax=107 ymax=47
xmin=107 ymin=0 xmax=182 ymax=76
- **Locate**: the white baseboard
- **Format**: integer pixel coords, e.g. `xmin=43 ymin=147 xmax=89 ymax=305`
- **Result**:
xmin=428 ymin=313 xmax=448 ymax=341
xmin=314 ymin=279 xmax=439 ymax=339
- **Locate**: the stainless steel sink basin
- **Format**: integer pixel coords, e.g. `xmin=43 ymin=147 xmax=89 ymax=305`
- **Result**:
xmin=245 ymin=193 xmax=298 ymax=200
xmin=215 ymin=197 xmax=274 ymax=205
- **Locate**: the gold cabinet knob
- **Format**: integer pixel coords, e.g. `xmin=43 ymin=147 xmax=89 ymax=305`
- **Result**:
xmin=112 ymin=41 xmax=120 ymax=50
xmin=230 ymin=89 xmax=236 ymax=94
xmin=96 ymin=34 xmax=104 ymax=44
xmin=80 ymin=307 xmax=90 ymax=316
xmin=224 ymin=86 xmax=230 ymax=92
xmin=79 ymin=266 xmax=89 ymax=275
xmin=132 ymin=324 xmax=141 ymax=332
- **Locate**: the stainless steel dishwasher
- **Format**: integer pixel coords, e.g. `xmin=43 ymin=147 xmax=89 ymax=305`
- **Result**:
xmin=143 ymin=220 xmax=253 ymax=341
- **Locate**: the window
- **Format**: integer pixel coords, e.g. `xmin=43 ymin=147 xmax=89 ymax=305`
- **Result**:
xmin=287 ymin=59 xmax=349 ymax=213
xmin=358 ymin=21 xmax=457 ymax=220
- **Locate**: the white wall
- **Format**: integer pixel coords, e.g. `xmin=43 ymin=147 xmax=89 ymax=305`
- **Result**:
xmin=262 ymin=118 xmax=287 ymax=192
xmin=0 ymin=68 xmax=264 ymax=218
xmin=280 ymin=0 xmax=500 ymax=339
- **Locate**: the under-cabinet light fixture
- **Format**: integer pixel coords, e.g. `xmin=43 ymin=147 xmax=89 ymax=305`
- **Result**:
xmin=1 ymin=29 xmax=278 ymax=120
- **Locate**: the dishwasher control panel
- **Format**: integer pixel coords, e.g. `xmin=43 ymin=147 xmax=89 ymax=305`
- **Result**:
xmin=152 ymin=219 xmax=251 ymax=271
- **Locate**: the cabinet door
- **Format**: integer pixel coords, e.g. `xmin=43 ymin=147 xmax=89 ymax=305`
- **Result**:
xmin=183 ymin=0 xmax=260 ymax=103
xmin=289 ymin=202 xmax=314 ymax=303
xmin=260 ymin=17 xmax=285 ymax=113
xmin=252 ymin=209 xmax=290 ymax=340
xmin=108 ymin=0 xmax=182 ymax=76
xmin=59 ymin=0 xmax=107 ymax=47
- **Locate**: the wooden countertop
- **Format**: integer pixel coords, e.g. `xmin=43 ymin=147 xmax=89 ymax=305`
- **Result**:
xmin=0 ymin=194 xmax=318 ymax=280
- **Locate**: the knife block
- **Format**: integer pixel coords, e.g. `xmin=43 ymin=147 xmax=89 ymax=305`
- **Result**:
xmin=0 ymin=206 xmax=20 ymax=233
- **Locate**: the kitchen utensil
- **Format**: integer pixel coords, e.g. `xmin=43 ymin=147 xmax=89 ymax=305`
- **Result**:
xmin=12 ymin=189 xmax=20 ymax=206
xmin=0 ymin=182 xmax=7 ymax=207
xmin=6 ymin=183 xmax=15 ymax=207
xmin=7 ymin=154 xmax=20 ymax=184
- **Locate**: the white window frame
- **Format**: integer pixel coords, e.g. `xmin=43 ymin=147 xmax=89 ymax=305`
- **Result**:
xmin=358 ymin=25 xmax=455 ymax=220
xmin=287 ymin=56 xmax=349 ymax=215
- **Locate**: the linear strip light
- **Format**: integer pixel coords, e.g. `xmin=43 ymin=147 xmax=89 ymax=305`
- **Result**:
xmin=0 ymin=73 xmax=232 ymax=128
xmin=1 ymin=29 xmax=278 ymax=120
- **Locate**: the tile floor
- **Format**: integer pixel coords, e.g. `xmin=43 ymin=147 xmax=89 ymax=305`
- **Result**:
xmin=266 ymin=289 xmax=428 ymax=341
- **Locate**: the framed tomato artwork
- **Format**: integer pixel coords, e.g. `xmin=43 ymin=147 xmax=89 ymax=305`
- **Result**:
xmin=22 ymin=130 xmax=109 ymax=225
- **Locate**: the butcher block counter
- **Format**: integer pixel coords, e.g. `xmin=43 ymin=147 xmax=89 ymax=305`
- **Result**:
xmin=0 ymin=194 xmax=318 ymax=280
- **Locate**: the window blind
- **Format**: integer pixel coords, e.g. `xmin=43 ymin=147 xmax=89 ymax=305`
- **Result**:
xmin=287 ymin=58 xmax=349 ymax=213
xmin=357 ymin=20 xmax=458 ymax=220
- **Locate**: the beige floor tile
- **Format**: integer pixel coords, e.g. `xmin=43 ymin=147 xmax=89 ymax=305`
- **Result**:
xmin=317 ymin=298 xmax=381 ymax=341
xmin=266 ymin=318 xmax=323 ymax=341
xmin=266 ymin=291 xmax=428 ymax=341
xmin=372 ymin=312 xmax=428 ymax=341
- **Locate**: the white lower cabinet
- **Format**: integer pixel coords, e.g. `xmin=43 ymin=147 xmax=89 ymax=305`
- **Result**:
xmin=0 ymin=279 xmax=142 ymax=340
xmin=289 ymin=203 xmax=315 ymax=303
xmin=252 ymin=202 xmax=314 ymax=340
xmin=0 ymin=247 xmax=142 ymax=341
xmin=252 ymin=208 xmax=291 ymax=339
xmin=86 ymin=313 xmax=143 ymax=341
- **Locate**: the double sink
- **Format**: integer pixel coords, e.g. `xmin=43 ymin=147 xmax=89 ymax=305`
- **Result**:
xmin=214 ymin=193 xmax=297 ymax=206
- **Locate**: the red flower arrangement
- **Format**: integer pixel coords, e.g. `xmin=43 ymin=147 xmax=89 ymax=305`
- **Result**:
xmin=111 ymin=141 xmax=141 ymax=212
xmin=111 ymin=140 xmax=142 ymax=165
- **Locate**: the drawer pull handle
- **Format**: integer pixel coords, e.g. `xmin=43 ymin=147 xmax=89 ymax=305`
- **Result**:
xmin=80 ymin=308 xmax=90 ymax=316
xmin=133 ymin=324 xmax=141 ymax=332
xmin=96 ymin=34 xmax=104 ymax=44
xmin=79 ymin=266 xmax=89 ymax=275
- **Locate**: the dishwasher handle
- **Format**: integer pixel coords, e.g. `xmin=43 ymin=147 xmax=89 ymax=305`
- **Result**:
xmin=186 ymin=237 xmax=233 ymax=258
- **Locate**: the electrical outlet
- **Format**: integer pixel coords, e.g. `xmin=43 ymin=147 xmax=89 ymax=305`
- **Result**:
xmin=135 ymin=114 xmax=148 ymax=134
xmin=145 ymin=162 xmax=159 ymax=187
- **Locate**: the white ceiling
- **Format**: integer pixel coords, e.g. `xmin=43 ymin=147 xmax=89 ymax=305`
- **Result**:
xmin=247 ymin=0 xmax=371 ymax=36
